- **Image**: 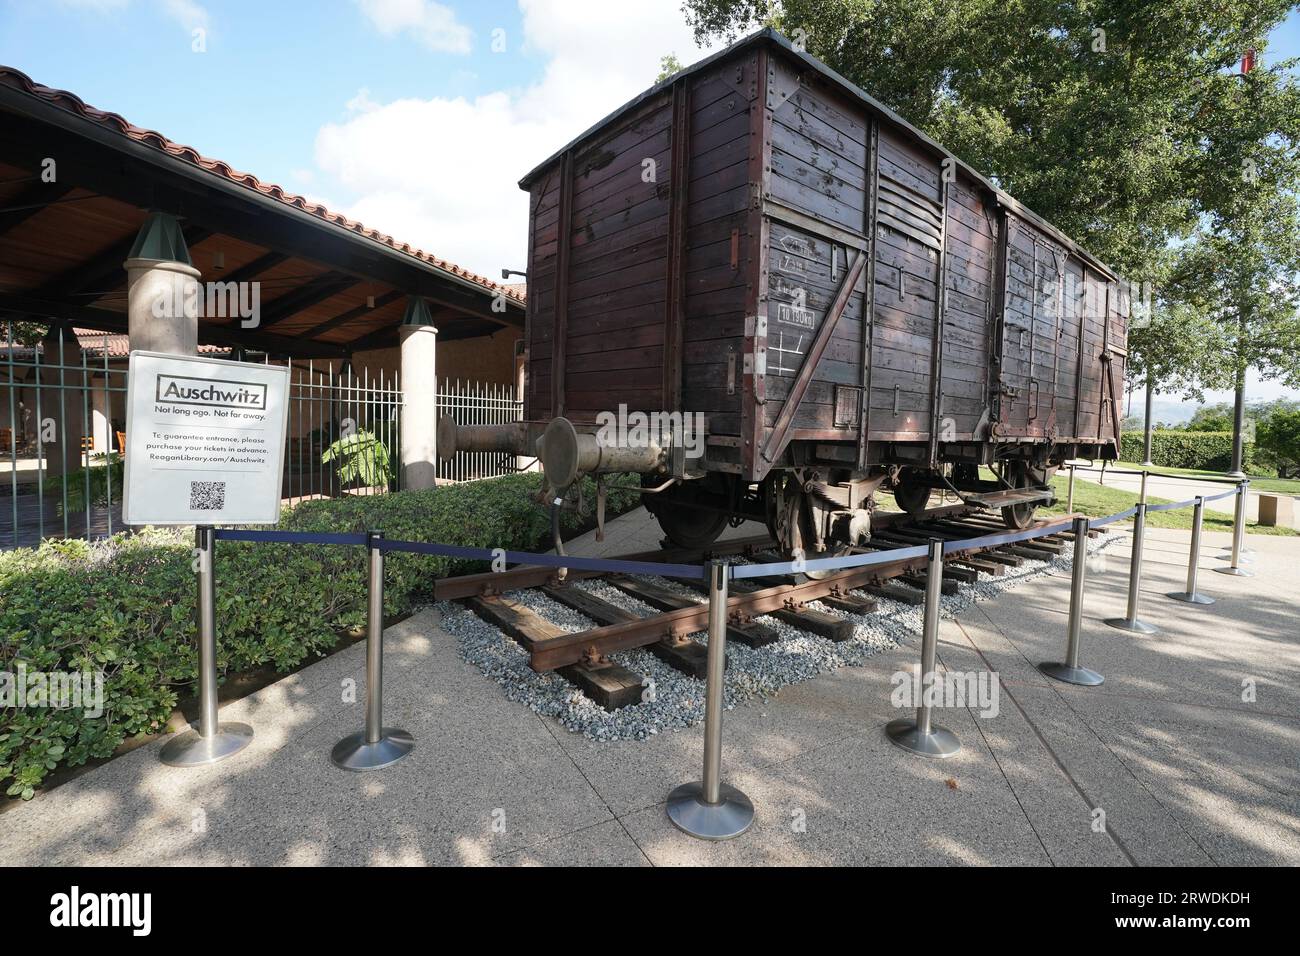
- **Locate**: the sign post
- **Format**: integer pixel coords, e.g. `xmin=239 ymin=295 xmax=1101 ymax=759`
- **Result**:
xmin=122 ymin=351 xmax=290 ymax=767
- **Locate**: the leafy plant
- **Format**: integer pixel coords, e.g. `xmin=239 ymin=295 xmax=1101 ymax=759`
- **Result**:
xmin=41 ymin=453 xmax=123 ymax=516
xmin=0 ymin=472 xmax=641 ymax=799
xmin=320 ymin=430 xmax=393 ymax=489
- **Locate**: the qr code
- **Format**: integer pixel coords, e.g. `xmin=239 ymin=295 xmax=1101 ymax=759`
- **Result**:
xmin=189 ymin=481 xmax=226 ymax=511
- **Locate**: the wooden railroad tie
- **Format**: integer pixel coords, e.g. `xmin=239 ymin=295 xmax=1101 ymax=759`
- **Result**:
xmin=466 ymin=594 xmax=645 ymax=711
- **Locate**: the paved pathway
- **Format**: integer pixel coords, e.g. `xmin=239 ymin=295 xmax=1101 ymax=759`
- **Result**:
xmin=2 ymin=510 xmax=1296 ymax=866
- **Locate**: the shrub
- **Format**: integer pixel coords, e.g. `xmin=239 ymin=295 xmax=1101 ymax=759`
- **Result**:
xmin=1119 ymin=430 xmax=1253 ymax=471
xmin=0 ymin=472 xmax=640 ymax=799
xmin=40 ymin=453 xmax=123 ymax=516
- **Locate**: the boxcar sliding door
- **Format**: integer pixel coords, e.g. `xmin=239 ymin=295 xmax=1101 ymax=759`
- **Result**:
xmin=867 ymin=126 xmax=943 ymax=446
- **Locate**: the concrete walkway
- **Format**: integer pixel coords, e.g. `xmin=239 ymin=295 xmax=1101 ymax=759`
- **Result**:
xmin=2 ymin=510 xmax=1296 ymax=866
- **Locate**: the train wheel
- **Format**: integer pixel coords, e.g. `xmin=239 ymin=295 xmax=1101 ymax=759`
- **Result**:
xmin=654 ymin=505 xmax=728 ymax=549
xmin=1001 ymin=462 xmax=1037 ymax=530
xmin=892 ymin=471 xmax=932 ymax=516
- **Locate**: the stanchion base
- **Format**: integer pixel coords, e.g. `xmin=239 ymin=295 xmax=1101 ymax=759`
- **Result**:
xmin=885 ymin=717 xmax=961 ymax=758
xmin=1038 ymin=661 xmax=1104 ymax=686
xmin=1104 ymin=617 xmax=1158 ymax=634
xmin=666 ymin=781 xmax=755 ymax=841
xmin=1213 ymin=566 xmax=1254 ymax=577
xmin=1167 ymin=591 xmax=1215 ymax=605
xmin=331 ymin=728 xmax=415 ymax=772
xmin=160 ymin=722 xmax=253 ymax=767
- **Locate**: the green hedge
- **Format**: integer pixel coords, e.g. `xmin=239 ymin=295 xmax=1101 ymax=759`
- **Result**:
xmin=0 ymin=473 xmax=639 ymax=799
xmin=1119 ymin=431 xmax=1254 ymax=471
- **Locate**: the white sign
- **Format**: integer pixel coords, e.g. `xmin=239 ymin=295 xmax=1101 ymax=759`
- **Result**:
xmin=123 ymin=351 xmax=290 ymax=525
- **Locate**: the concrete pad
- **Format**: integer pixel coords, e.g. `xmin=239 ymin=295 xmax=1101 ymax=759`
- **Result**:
xmin=2 ymin=514 xmax=1296 ymax=867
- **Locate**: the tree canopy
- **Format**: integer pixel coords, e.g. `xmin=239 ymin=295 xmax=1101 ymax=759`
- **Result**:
xmin=682 ymin=0 xmax=1300 ymax=399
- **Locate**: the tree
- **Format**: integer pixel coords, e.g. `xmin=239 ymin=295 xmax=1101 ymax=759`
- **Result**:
xmin=684 ymin=1 xmax=1300 ymax=468
xmin=1257 ymin=408 xmax=1300 ymax=477
xmin=656 ymin=54 xmax=685 ymax=83
xmin=1186 ymin=403 xmax=1237 ymax=432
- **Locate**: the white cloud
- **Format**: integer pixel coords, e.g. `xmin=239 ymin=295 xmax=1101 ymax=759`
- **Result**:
xmin=355 ymin=0 xmax=473 ymax=54
xmin=160 ymin=0 xmax=209 ymax=31
xmin=314 ymin=0 xmax=721 ymax=278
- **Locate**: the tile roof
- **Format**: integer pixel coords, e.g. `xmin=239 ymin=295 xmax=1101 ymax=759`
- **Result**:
xmin=72 ymin=329 xmax=228 ymax=358
xmin=0 ymin=65 xmax=525 ymax=306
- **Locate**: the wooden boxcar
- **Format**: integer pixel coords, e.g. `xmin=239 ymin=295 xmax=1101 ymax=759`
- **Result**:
xmin=448 ymin=28 xmax=1128 ymax=554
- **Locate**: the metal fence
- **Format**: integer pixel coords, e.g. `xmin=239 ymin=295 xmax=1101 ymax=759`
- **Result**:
xmin=2 ymin=327 xmax=128 ymax=549
xmin=2 ymin=321 xmax=522 ymax=548
xmin=436 ymin=378 xmax=524 ymax=483
xmin=283 ymin=361 xmax=402 ymax=504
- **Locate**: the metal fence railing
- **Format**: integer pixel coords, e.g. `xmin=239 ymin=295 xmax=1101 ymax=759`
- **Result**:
xmin=3 ymin=326 xmax=131 ymax=550
xmin=436 ymin=379 xmax=523 ymax=483
xmin=3 ymin=319 xmax=525 ymax=548
xmin=283 ymin=361 xmax=402 ymax=504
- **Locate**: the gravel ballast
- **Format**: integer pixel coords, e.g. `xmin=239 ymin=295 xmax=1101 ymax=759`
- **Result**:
xmin=435 ymin=530 xmax=1122 ymax=741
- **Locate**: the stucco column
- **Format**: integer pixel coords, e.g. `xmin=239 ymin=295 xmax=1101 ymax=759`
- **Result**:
xmin=40 ymin=326 xmax=86 ymax=479
xmin=124 ymin=212 xmax=201 ymax=355
xmin=399 ymin=297 xmax=438 ymax=489
xmin=90 ymin=380 xmax=110 ymax=456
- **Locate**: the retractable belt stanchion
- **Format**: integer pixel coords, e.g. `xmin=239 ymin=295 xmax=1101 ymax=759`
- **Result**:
xmin=1215 ymin=482 xmax=1254 ymax=578
xmin=1139 ymin=469 xmax=1149 ymax=505
xmin=1168 ymin=496 xmax=1216 ymax=604
xmin=886 ymin=539 xmax=961 ymax=758
xmin=1066 ymin=463 xmax=1076 ymax=514
xmin=1105 ymin=501 xmax=1159 ymax=634
xmin=161 ymin=525 xmax=254 ymax=767
xmin=331 ymin=530 xmax=415 ymax=771
xmin=1040 ymin=516 xmax=1104 ymax=685
xmin=667 ymin=559 xmax=754 ymax=841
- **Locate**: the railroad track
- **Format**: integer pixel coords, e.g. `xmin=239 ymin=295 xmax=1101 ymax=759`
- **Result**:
xmin=438 ymin=505 xmax=1094 ymax=709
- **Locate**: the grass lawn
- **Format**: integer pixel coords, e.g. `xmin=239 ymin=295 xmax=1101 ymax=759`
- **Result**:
xmin=1040 ymin=473 xmax=1297 ymax=536
xmin=1104 ymin=460 xmax=1300 ymax=496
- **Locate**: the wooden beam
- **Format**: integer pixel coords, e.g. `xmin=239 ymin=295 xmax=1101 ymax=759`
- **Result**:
xmin=662 ymin=79 xmax=690 ymax=411
xmin=32 ymin=224 xmax=213 ymax=301
xmin=252 ymin=271 xmax=358 ymax=328
xmin=927 ymin=177 xmax=951 ymax=465
xmin=759 ymin=249 xmax=867 ymax=466
xmin=0 ymin=181 xmax=74 ymax=236
xmin=0 ymin=292 xmax=347 ymax=358
xmin=550 ymin=149 xmax=574 ymax=418
xmin=298 ymin=289 xmax=404 ymax=339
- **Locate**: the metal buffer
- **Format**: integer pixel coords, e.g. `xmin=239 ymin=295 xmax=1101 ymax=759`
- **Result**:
xmin=1214 ymin=482 xmax=1254 ymax=578
xmin=666 ymin=560 xmax=755 ymax=841
xmin=160 ymin=526 xmax=254 ymax=767
xmin=1039 ymin=516 xmax=1104 ymax=685
xmin=1168 ymin=496 xmax=1216 ymax=605
xmin=885 ymin=539 xmax=961 ymax=758
xmin=1105 ymin=501 xmax=1159 ymax=635
xmin=331 ymin=531 xmax=416 ymax=771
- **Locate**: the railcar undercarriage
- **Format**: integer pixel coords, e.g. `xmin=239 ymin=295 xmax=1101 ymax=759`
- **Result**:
xmin=438 ymin=415 xmax=1108 ymax=557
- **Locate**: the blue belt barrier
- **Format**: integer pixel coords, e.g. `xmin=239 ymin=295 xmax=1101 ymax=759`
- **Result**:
xmin=215 ymin=529 xmax=370 ymax=547
xmin=376 ymin=537 xmax=705 ymax=580
xmin=730 ymin=543 xmax=929 ymax=579
xmin=1203 ymin=487 xmax=1241 ymax=503
xmin=1091 ymin=506 xmax=1138 ymax=529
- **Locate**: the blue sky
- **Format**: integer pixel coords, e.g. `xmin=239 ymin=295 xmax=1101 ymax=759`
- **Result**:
xmin=2 ymin=0 xmax=1297 ymax=413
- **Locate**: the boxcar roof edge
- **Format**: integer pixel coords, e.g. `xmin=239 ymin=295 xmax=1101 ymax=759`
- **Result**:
xmin=517 ymin=27 xmax=1121 ymax=282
